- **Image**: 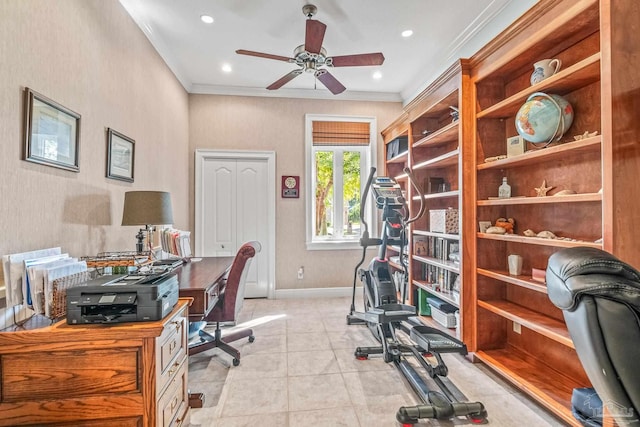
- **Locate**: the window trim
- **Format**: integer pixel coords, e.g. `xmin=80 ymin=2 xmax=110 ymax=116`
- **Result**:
xmin=305 ymin=114 xmax=377 ymax=250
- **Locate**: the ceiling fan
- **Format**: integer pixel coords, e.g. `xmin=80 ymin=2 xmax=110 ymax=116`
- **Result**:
xmin=236 ymin=4 xmax=385 ymax=95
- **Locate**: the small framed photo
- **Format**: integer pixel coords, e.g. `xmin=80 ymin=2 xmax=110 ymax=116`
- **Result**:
xmin=106 ymin=128 xmax=135 ymax=182
xmin=23 ymin=88 xmax=81 ymax=172
xmin=506 ymin=135 xmax=526 ymax=158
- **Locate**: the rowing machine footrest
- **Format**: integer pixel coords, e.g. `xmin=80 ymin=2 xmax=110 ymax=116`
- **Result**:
xmin=410 ymin=325 xmax=467 ymax=354
xmin=364 ymin=303 xmax=416 ymax=324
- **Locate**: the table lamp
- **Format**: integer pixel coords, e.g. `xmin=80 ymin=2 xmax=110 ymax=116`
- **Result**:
xmin=121 ymin=191 xmax=173 ymax=253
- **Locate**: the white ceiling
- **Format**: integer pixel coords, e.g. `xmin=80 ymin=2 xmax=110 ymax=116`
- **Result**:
xmin=119 ymin=0 xmax=537 ymax=103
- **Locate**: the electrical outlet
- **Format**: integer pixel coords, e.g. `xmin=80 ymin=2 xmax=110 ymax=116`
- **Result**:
xmin=513 ymin=322 xmax=522 ymax=334
xmin=297 ymin=266 xmax=304 ymax=280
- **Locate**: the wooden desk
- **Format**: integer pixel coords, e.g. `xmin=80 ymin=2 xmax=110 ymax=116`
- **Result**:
xmin=0 ymin=299 xmax=191 ymax=427
xmin=174 ymin=257 xmax=234 ymax=408
xmin=0 ymin=259 xmax=234 ymax=423
xmin=175 ymin=257 xmax=234 ymax=321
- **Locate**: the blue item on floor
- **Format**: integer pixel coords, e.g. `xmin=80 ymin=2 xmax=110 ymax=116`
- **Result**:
xmin=188 ymin=321 xmax=207 ymax=340
xmin=571 ymin=387 xmax=602 ymax=427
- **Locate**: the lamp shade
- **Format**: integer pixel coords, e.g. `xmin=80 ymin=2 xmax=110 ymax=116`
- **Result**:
xmin=122 ymin=191 xmax=174 ymax=226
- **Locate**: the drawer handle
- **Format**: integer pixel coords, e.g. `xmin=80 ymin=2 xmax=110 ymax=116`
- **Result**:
xmin=171 ymin=320 xmax=182 ymax=330
xmin=169 ymin=340 xmax=177 ymax=352
xmin=175 ymin=417 xmax=183 ymax=427
xmin=168 ymin=360 xmax=180 ymax=376
xmin=171 ymin=396 xmax=179 ymax=412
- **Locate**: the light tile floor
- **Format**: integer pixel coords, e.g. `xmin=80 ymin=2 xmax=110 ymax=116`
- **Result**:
xmin=188 ymin=297 xmax=567 ymax=426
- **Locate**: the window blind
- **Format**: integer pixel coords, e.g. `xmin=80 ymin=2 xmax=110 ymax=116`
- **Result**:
xmin=312 ymin=121 xmax=370 ymax=146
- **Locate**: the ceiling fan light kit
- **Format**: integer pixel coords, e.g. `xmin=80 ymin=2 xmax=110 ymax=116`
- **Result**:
xmin=236 ymin=4 xmax=385 ymax=95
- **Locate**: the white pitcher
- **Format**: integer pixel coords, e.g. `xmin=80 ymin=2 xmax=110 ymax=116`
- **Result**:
xmin=530 ymin=58 xmax=562 ymax=85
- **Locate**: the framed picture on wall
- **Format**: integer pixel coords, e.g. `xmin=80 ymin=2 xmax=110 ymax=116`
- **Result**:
xmin=23 ymin=87 xmax=81 ymax=172
xmin=106 ymin=128 xmax=135 ymax=182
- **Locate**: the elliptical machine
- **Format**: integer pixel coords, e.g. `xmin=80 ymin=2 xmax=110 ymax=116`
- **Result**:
xmin=347 ymin=167 xmax=487 ymax=426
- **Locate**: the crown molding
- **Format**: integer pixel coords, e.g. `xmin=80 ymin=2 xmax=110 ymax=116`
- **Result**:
xmin=189 ymin=84 xmax=402 ymax=102
xmin=400 ymin=0 xmax=533 ymax=104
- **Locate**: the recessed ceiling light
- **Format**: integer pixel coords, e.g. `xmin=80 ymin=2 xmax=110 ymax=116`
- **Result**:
xmin=372 ymin=71 xmax=382 ymax=80
xmin=401 ymin=29 xmax=413 ymax=38
xmin=222 ymin=63 xmax=232 ymax=73
xmin=200 ymin=15 xmax=214 ymax=24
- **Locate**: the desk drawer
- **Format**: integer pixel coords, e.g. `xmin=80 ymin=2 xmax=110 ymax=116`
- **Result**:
xmin=204 ymin=280 xmax=222 ymax=314
xmin=158 ymin=359 xmax=188 ymax=427
xmin=158 ymin=307 xmax=187 ymax=393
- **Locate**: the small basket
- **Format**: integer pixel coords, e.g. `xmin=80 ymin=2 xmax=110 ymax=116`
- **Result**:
xmin=81 ymin=251 xmax=151 ymax=268
xmin=50 ymin=270 xmax=98 ymax=319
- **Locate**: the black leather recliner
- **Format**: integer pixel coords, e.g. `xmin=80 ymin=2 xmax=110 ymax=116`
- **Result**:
xmin=547 ymin=247 xmax=640 ymax=426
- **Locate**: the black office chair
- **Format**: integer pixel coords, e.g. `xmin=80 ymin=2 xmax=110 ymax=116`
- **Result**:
xmin=189 ymin=241 xmax=261 ymax=366
xmin=547 ymin=247 xmax=640 ymax=426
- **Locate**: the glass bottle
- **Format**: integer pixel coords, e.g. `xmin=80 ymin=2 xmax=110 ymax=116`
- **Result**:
xmin=498 ymin=177 xmax=511 ymax=198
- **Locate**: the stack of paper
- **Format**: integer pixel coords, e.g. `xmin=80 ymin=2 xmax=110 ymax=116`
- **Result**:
xmin=2 ymin=248 xmax=87 ymax=316
xmin=3 ymin=248 xmax=61 ymax=308
xmin=160 ymin=228 xmax=192 ymax=258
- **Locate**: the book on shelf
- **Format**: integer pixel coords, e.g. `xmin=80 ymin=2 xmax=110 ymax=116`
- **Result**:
xmin=413 ymin=236 xmax=428 ymax=256
xmin=418 ymin=236 xmax=458 ymax=262
xmin=420 ymin=263 xmax=458 ymax=293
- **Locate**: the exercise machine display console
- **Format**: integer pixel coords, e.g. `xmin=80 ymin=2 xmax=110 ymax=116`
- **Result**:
xmin=371 ymin=177 xmax=404 ymax=209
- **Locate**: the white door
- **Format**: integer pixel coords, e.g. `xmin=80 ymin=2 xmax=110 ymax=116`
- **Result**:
xmin=196 ymin=151 xmax=275 ymax=298
xmin=201 ymin=160 xmax=237 ymax=257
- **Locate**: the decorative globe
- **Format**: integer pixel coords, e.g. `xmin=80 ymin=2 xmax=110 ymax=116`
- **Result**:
xmin=515 ymin=92 xmax=574 ymax=144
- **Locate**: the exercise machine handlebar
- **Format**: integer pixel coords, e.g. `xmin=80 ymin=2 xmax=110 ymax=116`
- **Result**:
xmin=403 ymin=166 xmax=426 ymax=227
xmin=358 ymin=167 xmax=380 ymax=247
xmin=349 ymin=167 xmax=380 ymax=316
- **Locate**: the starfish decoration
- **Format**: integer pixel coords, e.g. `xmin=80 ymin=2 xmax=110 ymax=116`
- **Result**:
xmin=534 ymin=180 xmax=554 ymax=197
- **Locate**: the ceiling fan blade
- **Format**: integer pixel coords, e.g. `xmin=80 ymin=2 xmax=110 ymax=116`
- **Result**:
xmin=267 ymin=69 xmax=303 ymax=90
xmin=305 ymin=20 xmax=327 ymax=54
xmin=315 ymin=69 xmax=346 ymax=95
xmin=236 ymin=49 xmax=293 ymax=63
xmin=330 ymin=53 xmax=385 ymax=67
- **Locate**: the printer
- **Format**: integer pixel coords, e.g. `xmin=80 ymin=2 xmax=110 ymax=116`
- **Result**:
xmin=66 ymin=272 xmax=179 ymax=324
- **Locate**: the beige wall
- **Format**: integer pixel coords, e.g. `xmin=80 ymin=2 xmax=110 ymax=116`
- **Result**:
xmin=0 ymin=1 xmax=190 ymax=262
xmin=0 ymin=0 xmax=402 ymax=302
xmin=189 ymin=95 xmax=402 ymax=290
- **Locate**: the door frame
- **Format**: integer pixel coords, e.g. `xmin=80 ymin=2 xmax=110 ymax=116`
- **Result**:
xmin=195 ymin=149 xmax=276 ymax=299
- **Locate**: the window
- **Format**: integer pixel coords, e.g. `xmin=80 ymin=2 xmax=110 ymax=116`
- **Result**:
xmin=305 ymin=115 xmax=377 ymax=250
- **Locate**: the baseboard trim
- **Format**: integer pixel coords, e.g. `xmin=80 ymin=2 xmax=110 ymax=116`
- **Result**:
xmin=274 ymin=286 xmax=357 ymax=299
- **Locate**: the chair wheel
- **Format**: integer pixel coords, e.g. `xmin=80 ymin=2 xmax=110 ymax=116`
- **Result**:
xmin=248 ymin=335 xmax=255 ymax=343
xmin=232 ymin=358 xmax=240 ymax=366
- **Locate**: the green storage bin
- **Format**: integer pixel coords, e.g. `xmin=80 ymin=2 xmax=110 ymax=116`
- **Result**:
xmin=417 ymin=288 xmax=431 ymax=316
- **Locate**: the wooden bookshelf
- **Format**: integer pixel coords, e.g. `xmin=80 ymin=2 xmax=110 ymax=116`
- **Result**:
xmin=464 ymin=0 xmax=640 ymax=422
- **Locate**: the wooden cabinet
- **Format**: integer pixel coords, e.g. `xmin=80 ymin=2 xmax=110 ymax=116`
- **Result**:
xmin=0 ymin=299 xmax=190 ymax=426
xmin=408 ymin=61 xmax=471 ymax=341
xmin=381 ymin=60 xmax=472 ymax=340
xmin=381 ymin=114 xmax=410 ymax=298
xmin=464 ymin=0 xmax=640 ymax=423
